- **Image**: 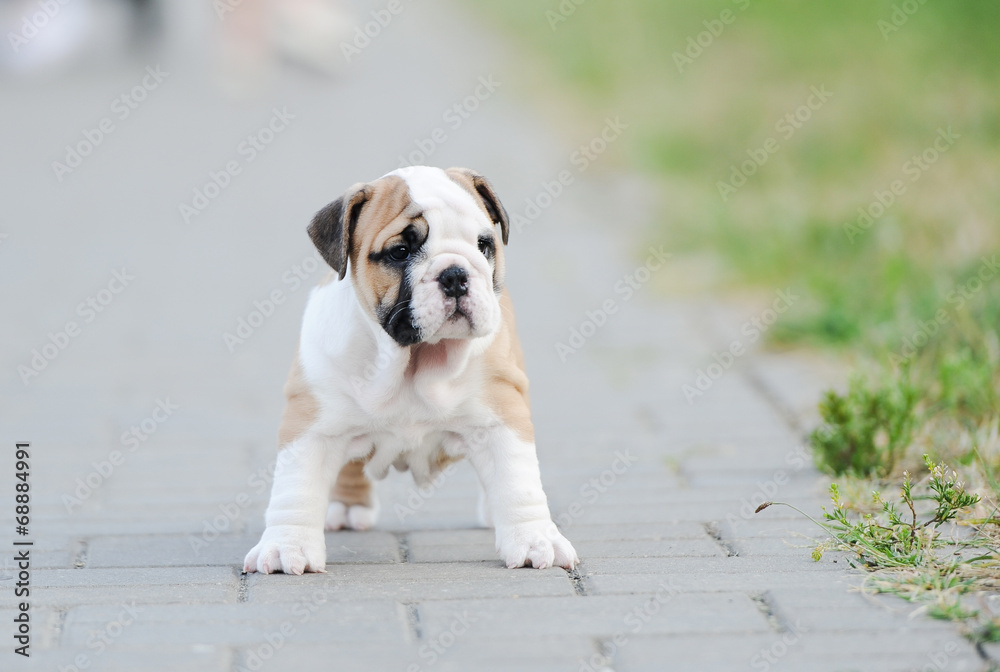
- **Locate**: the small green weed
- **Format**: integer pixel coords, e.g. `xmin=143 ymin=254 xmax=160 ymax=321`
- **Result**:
xmin=810 ymin=376 xmax=919 ymax=478
xmin=758 ymin=456 xmax=1000 ymax=639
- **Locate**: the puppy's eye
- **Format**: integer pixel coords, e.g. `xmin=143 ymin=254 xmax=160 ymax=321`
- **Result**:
xmin=387 ymin=245 xmax=410 ymax=261
xmin=477 ymin=237 xmax=494 ymax=256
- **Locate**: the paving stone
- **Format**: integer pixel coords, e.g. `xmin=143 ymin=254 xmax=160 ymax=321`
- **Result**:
xmin=557 ymin=522 xmax=712 ymax=541
xmin=407 ymin=537 xmax=722 ymax=563
xmin=580 ymin=555 xmax=849 ymax=576
xmin=0 ymin=646 xmax=233 ymax=671
xmin=247 ymin=562 xmax=574 ymax=602
xmin=254 ymin=637 xmax=597 ymax=672
xmin=719 ymin=515 xmax=832 ymax=539
xmin=566 ymin=501 xmax=804 ymax=524
xmin=1 ymin=549 xmax=75 ymax=570
xmin=586 ymin=571 xmax=863 ymax=597
xmin=614 ymin=632 xmax=980 ymax=672
xmin=0 ymin=567 xmax=237 ymax=609
xmin=417 ymin=593 xmax=772 ymax=639
xmin=404 ymin=529 xmax=496 ymax=546
xmin=62 ymin=602 xmax=406 ymax=646
xmin=84 ymin=532 xmax=400 ymax=568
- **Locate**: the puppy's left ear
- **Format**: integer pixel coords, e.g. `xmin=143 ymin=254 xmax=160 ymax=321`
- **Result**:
xmin=308 ymin=183 xmax=371 ymax=280
xmin=446 ymin=167 xmax=510 ymax=245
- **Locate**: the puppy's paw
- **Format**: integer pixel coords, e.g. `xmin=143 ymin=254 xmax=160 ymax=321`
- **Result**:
xmin=243 ymin=524 xmax=327 ymax=575
xmin=325 ymin=501 xmax=379 ymax=531
xmin=495 ymin=520 xmax=579 ymax=570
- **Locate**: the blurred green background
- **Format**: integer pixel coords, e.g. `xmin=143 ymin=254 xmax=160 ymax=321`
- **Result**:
xmin=475 ymin=0 xmax=1000 ymax=455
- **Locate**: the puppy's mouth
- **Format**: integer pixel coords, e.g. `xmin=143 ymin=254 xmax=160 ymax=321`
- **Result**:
xmin=443 ymin=298 xmax=478 ymax=331
xmin=445 ymin=301 xmax=471 ymax=323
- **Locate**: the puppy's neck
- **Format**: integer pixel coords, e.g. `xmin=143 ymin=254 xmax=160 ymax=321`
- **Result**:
xmin=405 ymin=339 xmax=472 ymax=380
xmin=354 ymin=292 xmax=494 ymax=392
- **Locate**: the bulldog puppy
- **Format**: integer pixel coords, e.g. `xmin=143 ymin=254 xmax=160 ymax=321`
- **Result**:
xmin=243 ymin=166 xmax=578 ymax=575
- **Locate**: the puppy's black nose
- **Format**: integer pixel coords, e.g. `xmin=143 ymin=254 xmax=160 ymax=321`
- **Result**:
xmin=438 ymin=266 xmax=469 ymax=298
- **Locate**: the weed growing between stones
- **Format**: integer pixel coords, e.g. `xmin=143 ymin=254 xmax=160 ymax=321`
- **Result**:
xmin=759 ymin=451 xmax=1000 ymax=645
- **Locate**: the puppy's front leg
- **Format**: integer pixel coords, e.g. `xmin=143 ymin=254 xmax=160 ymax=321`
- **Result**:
xmin=467 ymin=427 xmax=578 ymax=570
xmin=244 ymin=433 xmax=342 ymax=575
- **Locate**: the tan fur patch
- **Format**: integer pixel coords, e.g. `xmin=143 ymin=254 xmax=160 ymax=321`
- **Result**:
xmin=348 ymin=175 xmax=421 ymax=322
xmin=433 ymin=449 xmax=464 ymax=473
xmin=281 ymin=353 xmax=374 ymax=504
xmin=277 ymin=353 xmax=319 ymax=449
xmin=317 ymin=270 xmax=338 ymax=287
xmin=481 ymin=290 xmax=534 ymax=442
xmin=444 ymin=168 xmax=487 ymax=217
xmin=330 ymin=459 xmax=373 ymax=507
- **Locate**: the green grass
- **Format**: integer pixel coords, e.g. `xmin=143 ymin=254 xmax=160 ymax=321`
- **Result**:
xmin=474 ymin=1 xmax=1000 ymax=354
xmin=471 ymin=0 xmax=1000 ymax=640
xmin=810 ymin=376 xmax=919 ymax=478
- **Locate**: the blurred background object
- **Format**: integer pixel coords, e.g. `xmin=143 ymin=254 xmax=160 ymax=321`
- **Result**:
xmin=0 ymin=0 xmax=160 ymax=75
xmin=0 ymin=0 xmax=350 ymax=94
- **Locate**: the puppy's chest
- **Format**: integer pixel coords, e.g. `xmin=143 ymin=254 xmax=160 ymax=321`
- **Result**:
xmin=345 ymin=352 xmax=484 ymax=422
xmin=340 ymin=367 xmax=485 ymax=482
xmin=353 ymin=376 xmax=482 ymax=437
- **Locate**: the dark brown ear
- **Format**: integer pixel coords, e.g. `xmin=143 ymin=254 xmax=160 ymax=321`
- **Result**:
xmin=307 ymin=184 xmax=371 ymax=280
xmin=446 ymin=167 xmax=510 ymax=244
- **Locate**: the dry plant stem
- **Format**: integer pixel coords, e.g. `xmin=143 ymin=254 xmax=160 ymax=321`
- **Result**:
xmin=755 ymin=500 xmax=843 ymax=545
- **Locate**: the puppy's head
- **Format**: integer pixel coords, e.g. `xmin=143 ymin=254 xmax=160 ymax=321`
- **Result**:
xmin=308 ymin=166 xmax=510 ymax=346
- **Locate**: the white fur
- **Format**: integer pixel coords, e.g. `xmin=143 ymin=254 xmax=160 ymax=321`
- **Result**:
xmin=244 ymin=167 xmax=577 ymax=575
xmin=325 ymin=501 xmax=378 ymax=531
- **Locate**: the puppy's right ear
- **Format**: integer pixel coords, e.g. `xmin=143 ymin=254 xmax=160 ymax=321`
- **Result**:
xmin=308 ymin=184 xmax=371 ymax=280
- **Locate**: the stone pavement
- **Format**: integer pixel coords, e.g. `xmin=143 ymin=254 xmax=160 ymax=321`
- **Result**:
xmin=0 ymin=1 xmax=985 ymax=670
